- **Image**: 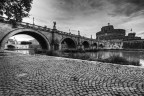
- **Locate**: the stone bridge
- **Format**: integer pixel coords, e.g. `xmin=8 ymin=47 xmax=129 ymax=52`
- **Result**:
xmin=0 ymin=17 xmax=97 ymax=51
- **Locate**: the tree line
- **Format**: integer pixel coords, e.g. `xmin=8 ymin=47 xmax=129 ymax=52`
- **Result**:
xmin=123 ymin=42 xmax=144 ymax=49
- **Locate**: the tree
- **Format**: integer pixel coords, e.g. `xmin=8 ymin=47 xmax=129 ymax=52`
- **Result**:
xmin=21 ymin=41 xmax=32 ymax=45
xmin=0 ymin=0 xmax=33 ymax=22
xmin=99 ymin=44 xmax=104 ymax=48
xmin=7 ymin=45 xmax=15 ymax=49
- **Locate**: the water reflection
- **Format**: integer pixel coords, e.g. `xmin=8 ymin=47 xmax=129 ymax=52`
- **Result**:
xmin=87 ymin=51 xmax=144 ymax=66
xmin=14 ymin=50 xmax=35 ymax=55
xmin=89 ymin=51 xmax=123 ymax=59
xmin=13 ymin=50 xmax=144 ymax=66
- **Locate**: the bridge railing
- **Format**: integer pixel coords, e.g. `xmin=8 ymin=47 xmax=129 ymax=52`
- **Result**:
xmin=0 ymin=16 xmax=94 ymax=40
xmin=18 ymin=22 xmax=52 ymax=32
xmin=56 ymin=30 xmax=79 ymax=37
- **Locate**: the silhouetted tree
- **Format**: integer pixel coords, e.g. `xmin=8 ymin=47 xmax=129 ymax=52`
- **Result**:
xmin=99 ymin=44 xmax=104 ymax=48
xmin=21 ymin=41 xmax=32 ymax=45
xmin=0 ymin=0 xmax=33 ymax=22
xmin=7 ymin=45 xmax=15 ymax=49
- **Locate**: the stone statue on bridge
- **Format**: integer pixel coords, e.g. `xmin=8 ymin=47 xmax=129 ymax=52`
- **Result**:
xmin=53 ymin=21 xmax=56 ymax=29
xmin=78 ymin=30 xmax=80 ymax=36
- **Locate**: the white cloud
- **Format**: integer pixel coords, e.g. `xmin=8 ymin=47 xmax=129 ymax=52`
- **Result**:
xmin=10 ymin=35 xmax=35 ymax=41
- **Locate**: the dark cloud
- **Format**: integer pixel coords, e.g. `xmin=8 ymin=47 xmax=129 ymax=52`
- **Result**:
xmin=108 ymin=0 xmax=144 ymax=16
xmin=56 ymin=0 xmax=144 ymax=17
xmin=56 ymin=0 xmax=104 ymax=14
xmin=52 ymin=0 xmax=144 ymax=22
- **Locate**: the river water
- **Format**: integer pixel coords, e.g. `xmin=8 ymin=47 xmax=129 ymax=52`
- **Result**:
xmin=14 ymin=50 xmax=144 ymax=66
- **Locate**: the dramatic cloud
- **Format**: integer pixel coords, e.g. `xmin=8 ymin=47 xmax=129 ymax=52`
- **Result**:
xmin=57 ymin=0 xmax=104 ymax=11
xmin=52 ymin=0 xmax=105 ymax=19
xmin=108 ymin=0 xmax=144 ymax=16
xmin=20 ymin=0 xmax=144 ymax=40
xmin=53 ymin=0 xmax=144 ymax=17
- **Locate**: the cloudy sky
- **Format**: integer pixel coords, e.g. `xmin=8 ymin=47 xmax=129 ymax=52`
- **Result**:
xmin=13 ymin=0 xmax=144 ymax=41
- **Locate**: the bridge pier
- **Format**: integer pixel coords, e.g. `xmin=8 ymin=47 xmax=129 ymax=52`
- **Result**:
xmin=58 ymin=44 xmax=62 ymax=51
xmin=0 ymin=43 xmax=5 ymax=51
xmin=51 ymin=22 xmax=57 ymax=51
xmin=77 ymin=31 xmax=84 ymax=51
xmin=0 ymin=47 xmax=4 ymax=52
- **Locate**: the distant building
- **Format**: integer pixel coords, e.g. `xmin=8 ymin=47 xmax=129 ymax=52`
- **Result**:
xmin=123 ymin=39 xmax=144 ymax=49
xmin=96 ymin=23 xmax=126 ymax=40
xmin=15 ymin=45 xmax=29 ymax=49
xmin=6 ymin=39 xmax=18 ymax=45
xmin=124 ymin=33 xmax=141 ymax=40
xmin=96 ymin=23 xmax=125 ymax=49
xmin=5 ymin=39 xmax=29 ymax=49
xmin=96 ymin=23 xmax=143 ymax=49
xmin=5 ymin=39 xmax=17 ymax=49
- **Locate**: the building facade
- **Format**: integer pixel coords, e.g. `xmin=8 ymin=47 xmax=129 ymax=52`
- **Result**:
xmin=96 ymin=23 xmax=125 ymax=49
xmin=96 ymin=23 xmax=125 ymax=40
xmin=5 ymin=39 xmax=29 ymax=49
xmin=96 ymin=23 xmax=142 ymax=49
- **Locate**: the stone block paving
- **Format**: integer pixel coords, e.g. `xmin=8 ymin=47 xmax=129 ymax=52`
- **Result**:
xmin=0 ymin=52 xmax=144 ymax=96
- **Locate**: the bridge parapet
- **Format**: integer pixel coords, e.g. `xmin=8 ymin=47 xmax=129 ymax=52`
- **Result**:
xmin=56 ymin=30 xmax=79 ymax=37
xmin=0 ymin=17 xmax=94 ymax=39
xmin=0 ymin=17 xmax=96 ymax=45
xmin=0 ymin=16 xmax=53 ymax=32
xmin=18 ymin=22 xmax=52 ymax=32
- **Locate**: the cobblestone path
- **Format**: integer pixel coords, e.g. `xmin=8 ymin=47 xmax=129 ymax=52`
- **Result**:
xmin=0 ymin=52 xmax=144 ymax=96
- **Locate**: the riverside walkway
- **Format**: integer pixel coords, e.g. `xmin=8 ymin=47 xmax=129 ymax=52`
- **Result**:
xmin=0 ymin=52 xmax=144 ymax=96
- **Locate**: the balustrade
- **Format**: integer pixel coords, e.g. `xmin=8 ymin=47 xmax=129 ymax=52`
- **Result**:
xmin=0 ymin=16 xmax=92 ymax=39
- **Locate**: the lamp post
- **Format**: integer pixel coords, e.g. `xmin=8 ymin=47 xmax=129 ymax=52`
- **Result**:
xmin=91 ymin=35 xmax=93 ymax=50
xmin=33 ymin=17 xmax=35 ymax=25
xmin=78 ymin=30 xmax=81 ymax=50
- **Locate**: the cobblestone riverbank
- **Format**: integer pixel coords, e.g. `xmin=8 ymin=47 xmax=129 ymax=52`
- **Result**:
xmin=0 ymin=52 xmax=144 ymax=96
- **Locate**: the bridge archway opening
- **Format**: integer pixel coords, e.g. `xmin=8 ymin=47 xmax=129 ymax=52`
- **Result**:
xmin=98 ymin=43 xmax=104 ymax=48
xmin=2 ymin=30 xmax=50 ymax=50
xmin=61 ymin=38 xmax=76 ymax=50
xmin=5 ymin=34 xmax=41 ymax=49
xmin=82 ymin=41 xmax=90 ymax=49
xmin=93 ymin=43 xmax=97 ymax=49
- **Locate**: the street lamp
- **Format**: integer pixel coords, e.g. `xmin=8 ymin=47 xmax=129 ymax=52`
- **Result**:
xmin=33 ymin=17 xmax=35 ymax=25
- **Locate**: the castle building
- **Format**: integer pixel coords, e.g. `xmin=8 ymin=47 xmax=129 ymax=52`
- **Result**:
xmin=96 ymin=23 xmax=142 ymax=49
xmin=96 ymin=23 xmax=126 ymax=40
xmin=96 ymin=23 xmax=125 ymax=49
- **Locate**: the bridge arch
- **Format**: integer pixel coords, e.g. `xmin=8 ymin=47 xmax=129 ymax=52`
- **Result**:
xmin=0 ymin=28 xmax=50 ymax=50
xmin=93 ymin=43 xmax=97 ymax=49
xmin=82 ymin=41 xmax=90 ymax=49
xmin=60 ymin=38 xmax=77 ymax=50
